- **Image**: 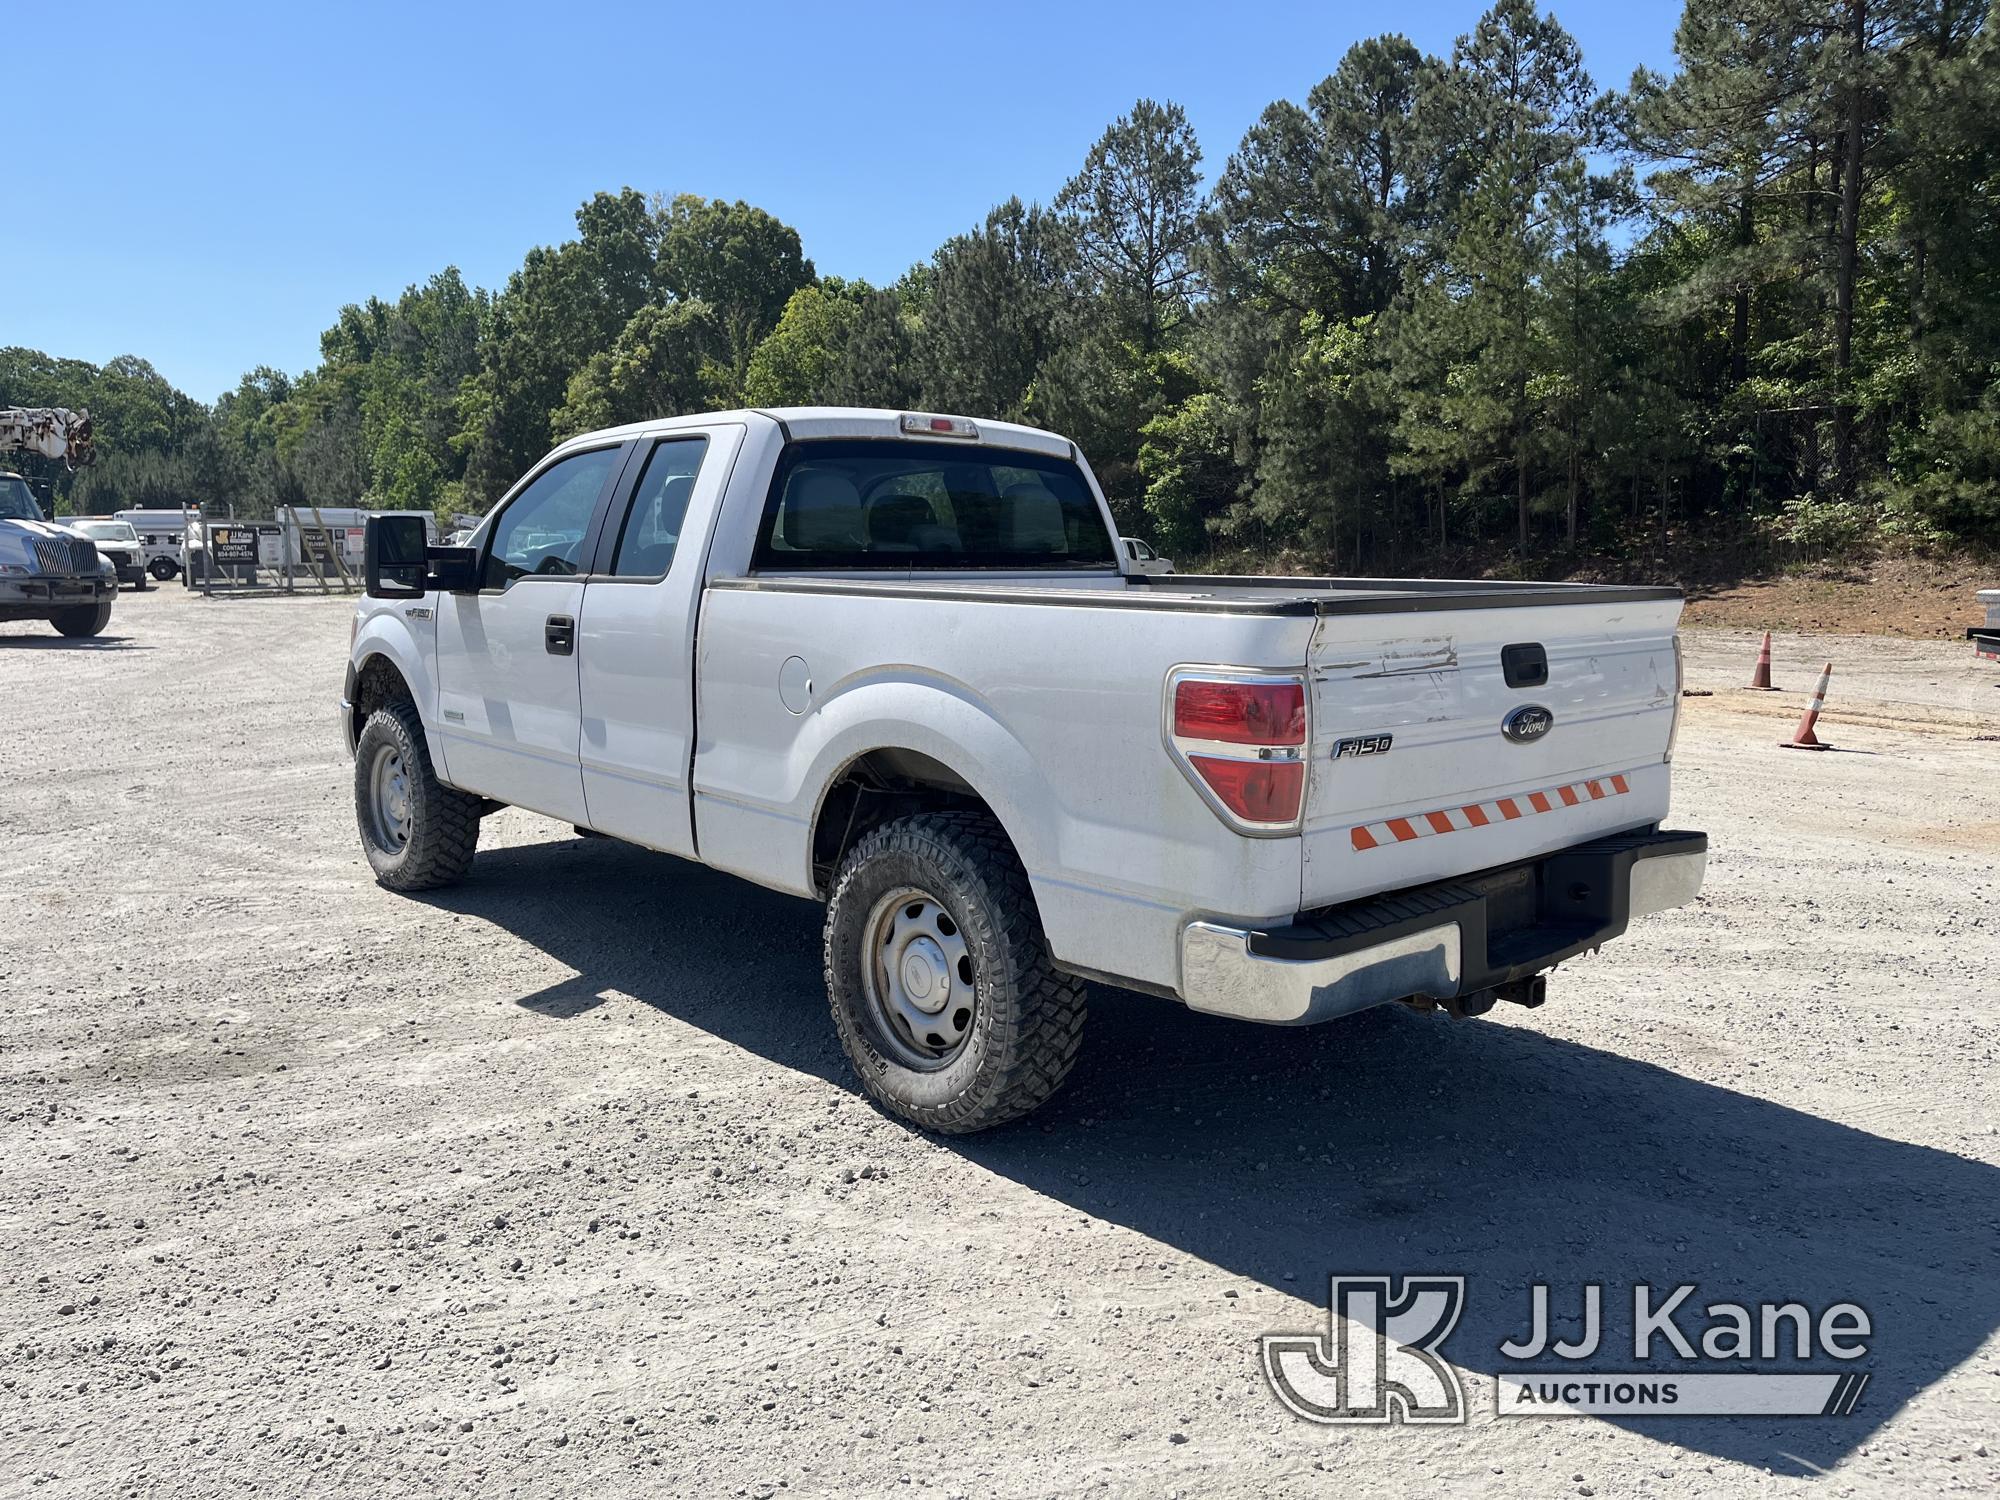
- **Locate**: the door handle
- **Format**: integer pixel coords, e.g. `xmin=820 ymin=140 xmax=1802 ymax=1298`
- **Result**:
xmin=545 ymin=614 xmax=575 ymax=656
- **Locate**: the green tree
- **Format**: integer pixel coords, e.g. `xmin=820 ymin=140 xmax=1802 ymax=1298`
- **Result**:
xmin=742 ymin=285 xmax=864 ymax=406
xmin=554 ymin=300 xmax=729 ymax=437
xmin=830 ymin=286 xmax=921 ymax=408
xmin=1201 ymin=36 xmax=1444 ymax=560
xmin=460 ymin=189 xmax=665 ymax=501
xmin=1391 ymin=0 xmax=1609 ymax=553
xmin=918 ymin=199 xmax=1073 ymax=421
xmin=1055 ymin=99 xmax=1202 ymax=353
xmin=655 ymin=195 xmax=815 ymax=400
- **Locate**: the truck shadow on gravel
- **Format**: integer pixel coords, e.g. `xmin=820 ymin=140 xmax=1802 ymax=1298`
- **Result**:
xmin=0 ymin=634 xmax=149 ymax=650
xmin=428 ymin=834 xmax=1997 ymax=1479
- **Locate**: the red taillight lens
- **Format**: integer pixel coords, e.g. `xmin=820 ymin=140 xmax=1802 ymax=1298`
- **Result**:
xmin=1187 ymin=756 xmax=1305 ymax=823
xmin=1172 ymin=680 xmax=1306 ymax=746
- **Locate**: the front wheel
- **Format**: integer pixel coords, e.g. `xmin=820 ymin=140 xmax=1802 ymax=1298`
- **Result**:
xmin=353 ymin=701 xmax=480 ymax=891
xmin=51 ymin=602 xmax=113 ymax=638
xmin=824 ymin=811 xmax=1086 ymax=1134
xmin=149 ymin=558 xmax=177 ymax=581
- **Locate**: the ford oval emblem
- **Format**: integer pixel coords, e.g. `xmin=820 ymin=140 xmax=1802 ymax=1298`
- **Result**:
xmin=1503 ymin=705 xmax=1555 ymax=744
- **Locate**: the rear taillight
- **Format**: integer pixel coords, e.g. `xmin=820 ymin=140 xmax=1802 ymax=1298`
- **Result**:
xmin=1187 ymin=755 xmax=1306 ymax=822
xmin=1173 ymin=679 xmax=1306 ymax=746
xmin=1166 ymin=670 xmax=1309 ymax=834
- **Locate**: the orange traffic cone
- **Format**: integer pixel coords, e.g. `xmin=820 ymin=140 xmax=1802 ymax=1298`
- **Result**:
xmin=1780 ymin=663 xmax=1835 ymax=750
xmin=1748 ymin=631 xmax=1779 ymax=690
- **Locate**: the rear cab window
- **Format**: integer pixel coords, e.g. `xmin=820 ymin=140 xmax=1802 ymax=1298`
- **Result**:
xmin=752 ymin=439 xmax=1116 ymax=571
xmin=606 ymin=437 xmax=708 ymax=578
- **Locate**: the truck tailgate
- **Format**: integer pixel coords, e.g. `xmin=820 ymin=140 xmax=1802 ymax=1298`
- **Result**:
xmin=1299 ymin=596 xmax=1684 ymax=910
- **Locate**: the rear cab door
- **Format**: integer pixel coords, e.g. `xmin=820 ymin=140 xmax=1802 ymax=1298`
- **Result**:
xmin=574 ymin=422 xmax=745 ymax=857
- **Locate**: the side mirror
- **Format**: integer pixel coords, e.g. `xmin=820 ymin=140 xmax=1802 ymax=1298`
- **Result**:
xmin=364 ymin=515 xmax=429 ymax=598
xmin=365 ymin=516 xmax=482 ymax=598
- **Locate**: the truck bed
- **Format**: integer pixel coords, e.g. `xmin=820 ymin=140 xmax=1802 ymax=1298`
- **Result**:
xmin=714 ymin=572 xmax=1683 ymax=616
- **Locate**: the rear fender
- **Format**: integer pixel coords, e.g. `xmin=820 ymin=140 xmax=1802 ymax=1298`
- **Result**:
xmin=816 ymin=671 xmax=1047 ymax=843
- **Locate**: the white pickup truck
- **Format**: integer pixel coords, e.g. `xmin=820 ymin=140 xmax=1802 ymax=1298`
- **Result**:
xmin=344 ymin=408 xmax=1705 ymax=1133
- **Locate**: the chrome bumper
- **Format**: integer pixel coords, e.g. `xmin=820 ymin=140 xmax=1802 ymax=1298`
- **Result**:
xmin=1180 ymin=831 xmax=1707 ymax=1026
xmin=1184 ymin=919 xmax=1463 ymax=1026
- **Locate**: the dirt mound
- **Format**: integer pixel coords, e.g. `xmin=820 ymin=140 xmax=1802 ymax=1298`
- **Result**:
xmin=1678 ymin=556 xmax=1990 ymax=639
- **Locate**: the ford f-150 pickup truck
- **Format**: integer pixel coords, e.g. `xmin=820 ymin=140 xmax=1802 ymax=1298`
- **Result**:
xmin=343 ymin=407 xmax=1706 ymax=1133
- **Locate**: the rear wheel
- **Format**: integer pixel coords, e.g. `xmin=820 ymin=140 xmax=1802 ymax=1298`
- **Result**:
xmin=824 ymin=811 xmax=1086 ymax=1134
xmin=149 ymin=558 xmax=177 ymax=581
xmin=51 ymin=602 xmax=112 ymax=638
xmin=354 ymin=701 xmax=480 ymax=890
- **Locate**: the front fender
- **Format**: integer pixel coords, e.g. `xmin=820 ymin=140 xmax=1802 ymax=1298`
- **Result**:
xmin=348 ymin=603 xmax=445 ymax=777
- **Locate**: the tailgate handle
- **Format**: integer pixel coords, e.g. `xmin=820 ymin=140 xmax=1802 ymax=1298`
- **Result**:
xmin=544 ymin=614 xmax=575 ymax=656
xmin=1502 ymin=642 xmax=1548 ymax=689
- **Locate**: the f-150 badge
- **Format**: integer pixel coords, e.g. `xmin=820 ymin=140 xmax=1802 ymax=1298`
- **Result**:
xmin=1333 ymin=734 xmax=1394 ymax=759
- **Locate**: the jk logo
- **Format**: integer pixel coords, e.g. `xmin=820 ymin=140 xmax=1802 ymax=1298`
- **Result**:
xmin=1261 ymin=1275 xmax=1468 ymax=1425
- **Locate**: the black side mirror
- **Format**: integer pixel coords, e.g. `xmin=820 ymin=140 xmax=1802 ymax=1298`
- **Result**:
xmin=365 ymin=516 xmax=482 ymax=597
xmin=364 ymin=515 xmax=429 ymax=598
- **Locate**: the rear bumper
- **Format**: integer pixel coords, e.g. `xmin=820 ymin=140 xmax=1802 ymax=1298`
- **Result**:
xmin=1180 ymin=828 xmax=1707 ymax=1025
xmin=1971 ymin=628 xmax=1999 ymax=662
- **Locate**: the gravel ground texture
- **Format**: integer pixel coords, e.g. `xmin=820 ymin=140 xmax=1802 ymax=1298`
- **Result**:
xmin=2 ymin=586 xmax=1996 ymax=1499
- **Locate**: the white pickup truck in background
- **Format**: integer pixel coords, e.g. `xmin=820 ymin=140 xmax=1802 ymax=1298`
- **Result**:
xmin=343 ymin=408 xmax=1706 ymax=1133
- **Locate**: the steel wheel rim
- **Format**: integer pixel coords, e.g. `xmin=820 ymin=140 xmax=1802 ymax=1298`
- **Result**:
xmin=368 ymin=743 xmax=414 ymax=852
xmin=860 ymin=886 xmax=977 ymax=1070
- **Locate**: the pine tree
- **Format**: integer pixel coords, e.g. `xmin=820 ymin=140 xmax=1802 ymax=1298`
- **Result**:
xmin=1055 ymin=99 xmax=1203 ymax=354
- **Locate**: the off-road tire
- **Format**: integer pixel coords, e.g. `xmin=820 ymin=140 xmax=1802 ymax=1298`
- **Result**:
xmin=354 ymin=701 xmax=479 ymax=891
xmin=51 ymin=602 xmax=113 ymax=638
xmin=824 ymin=811 xmax=1086 ymax=1134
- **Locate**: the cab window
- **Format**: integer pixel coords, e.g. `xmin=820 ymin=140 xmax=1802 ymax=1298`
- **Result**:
xmin=484 ymin=447 xmax=620 ymax=588
xmin=753 ymin=440 xmax=1116 ymax=571
xmin=607 ymin=437 xmax=708 ymax=577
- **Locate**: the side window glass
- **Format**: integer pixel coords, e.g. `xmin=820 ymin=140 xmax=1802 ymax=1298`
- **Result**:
xmin=484 ymin=447 xmax=620 ymax=588
xmin=609 ymin=437 xmax=709 ymax=577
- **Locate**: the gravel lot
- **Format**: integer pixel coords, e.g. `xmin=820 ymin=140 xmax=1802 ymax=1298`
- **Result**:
xmin=3 ymin=586 xmax=1996 ymax=1499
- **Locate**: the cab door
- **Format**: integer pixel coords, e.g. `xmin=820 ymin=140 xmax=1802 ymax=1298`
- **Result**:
xmin=433 ymin=442 xmax=630 ymax=822
xmin=574 ymin=426 xmax=740 ymax=856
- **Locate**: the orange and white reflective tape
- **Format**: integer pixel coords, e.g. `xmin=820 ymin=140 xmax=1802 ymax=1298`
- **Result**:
xmin=1804 ymin=664 xmax=1832 ymax=713
xmin=1350 ymin=773 xmax=1633 ymax=852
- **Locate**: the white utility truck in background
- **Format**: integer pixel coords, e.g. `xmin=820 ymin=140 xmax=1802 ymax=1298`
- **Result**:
xmin=342 ymin=408 xmax=1706 ymax=1133
xmin=63 ymin=517 xmax=149 ymax=588
xmin=116 ymin=508 xmax=196 ymax=581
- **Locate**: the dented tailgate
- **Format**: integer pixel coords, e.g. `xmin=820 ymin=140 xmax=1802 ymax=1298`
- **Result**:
xmin=1298 ymin=596 xmax=1686 ymax=910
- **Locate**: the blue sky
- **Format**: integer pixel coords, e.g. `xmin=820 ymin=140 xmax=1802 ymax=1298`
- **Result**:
xmin=7 ymin=0 xmax=1684 ymax=404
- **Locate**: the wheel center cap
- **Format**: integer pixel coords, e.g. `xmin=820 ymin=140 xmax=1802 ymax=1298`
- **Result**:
xmin=901 ymin=937 xmax=949 ymax=1012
